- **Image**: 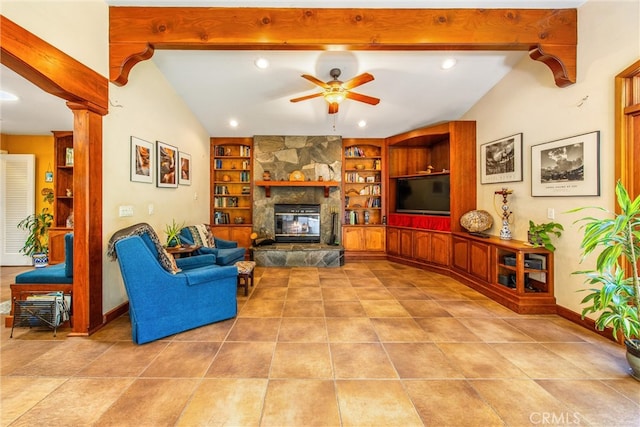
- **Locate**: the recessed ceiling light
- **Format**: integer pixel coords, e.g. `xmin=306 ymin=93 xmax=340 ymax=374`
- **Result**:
xmin=441 ymin=58 xmax=457 ymax=70
xmin=358 ymin=120 xmax=367 ymax=128
xmin=229 ymin=119 xmax=239 ymax=128
xmin=254 ymin=57 xmax=269 ymax=69
xmin=0 ymin=90 xmax=19 ymax=101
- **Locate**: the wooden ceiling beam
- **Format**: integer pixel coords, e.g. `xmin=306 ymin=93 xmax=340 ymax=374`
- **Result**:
xmin=109 ymin=7 xmax=577 ymax=88
xmin=1 ymin=16 xmax=108 ymax=113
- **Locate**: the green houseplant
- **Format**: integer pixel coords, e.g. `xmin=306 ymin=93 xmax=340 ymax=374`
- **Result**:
xmin=571 ymin=180 xmax=640 ymax=380
xmin=528 ymin=220 xmax=564 ymax=252
xmin=17 ymin=208 xmax=54 ymax=266
xmin=164 ymin=219 xmax=184 ymax=247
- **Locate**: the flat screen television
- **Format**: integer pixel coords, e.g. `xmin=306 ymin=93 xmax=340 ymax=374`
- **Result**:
xmin=396 ymin=174 xmax=450 ymax=216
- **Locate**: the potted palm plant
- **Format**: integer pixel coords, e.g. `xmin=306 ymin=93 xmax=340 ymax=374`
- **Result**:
xmin=17 ymin=208 xmax=54 ymax=267
xmin=528 ymin=220 xmax=564 ymax=252
xmin=571 ymin=180 xmax=639 ymax=380
xmin=164 ymin=219 xmax=184 ymax=247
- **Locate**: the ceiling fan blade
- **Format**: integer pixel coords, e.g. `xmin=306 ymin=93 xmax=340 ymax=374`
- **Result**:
xmin=290 ymin=92 xmax=323 ymax=103
xmin=301 ymin=74 xmax=330 ymax=89
xmin=345 ymin=91 xmax=380 ymax=105
xmin=328 ymin=102 xmax=339 ymax=114
xmin=342 ymin=72 xmax=374 ymax=90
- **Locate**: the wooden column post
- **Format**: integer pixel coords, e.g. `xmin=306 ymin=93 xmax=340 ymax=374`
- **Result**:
xmin=67 ymin=103 xmax=104 ymax=335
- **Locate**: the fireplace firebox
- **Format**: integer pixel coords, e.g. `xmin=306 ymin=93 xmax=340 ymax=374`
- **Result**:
xmin=274 ymin=204 xmax=321 ymax=243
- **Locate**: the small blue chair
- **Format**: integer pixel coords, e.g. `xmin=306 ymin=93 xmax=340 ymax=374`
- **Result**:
xmin=179 ymin=224 xmax=246 ymax=266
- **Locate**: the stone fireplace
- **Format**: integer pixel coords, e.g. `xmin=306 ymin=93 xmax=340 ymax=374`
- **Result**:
xmin=253 ymin=135 xmax=342 ymax=244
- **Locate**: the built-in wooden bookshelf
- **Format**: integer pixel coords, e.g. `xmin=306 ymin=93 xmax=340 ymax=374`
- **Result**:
xmin=210 ymin=137 xmax=253 ymax=248
xmin=341 ymin=138 xmax=386 ymax=258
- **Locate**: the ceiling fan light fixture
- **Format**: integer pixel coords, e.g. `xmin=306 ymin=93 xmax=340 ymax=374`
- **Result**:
xmin=323 ymin=89 xmax=346 ymax=104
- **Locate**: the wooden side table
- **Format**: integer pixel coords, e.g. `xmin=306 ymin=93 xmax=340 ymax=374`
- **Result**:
xmin=165 ymin=245 xmax=201 ymax=258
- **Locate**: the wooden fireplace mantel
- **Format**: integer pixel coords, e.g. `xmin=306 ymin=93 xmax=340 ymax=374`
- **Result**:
xmin=255 ymin=180 xmax=339 ymax=198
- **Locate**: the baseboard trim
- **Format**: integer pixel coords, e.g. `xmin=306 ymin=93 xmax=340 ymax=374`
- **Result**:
xmin=555 ymin=305 xmax=620 ymax=344
xmin=104 ymin=301 xmax=129 ymax=324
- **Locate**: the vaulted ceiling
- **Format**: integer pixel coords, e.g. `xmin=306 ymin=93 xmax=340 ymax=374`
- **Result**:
xmin=0 ymin=0 xmax=585 ymax=137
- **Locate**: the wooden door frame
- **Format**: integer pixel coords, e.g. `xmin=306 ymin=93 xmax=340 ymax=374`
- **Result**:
xmin=0 ymin=16 xmax=108 ymax=335
xmin=615 ymin=59 xmax=640 ymax=198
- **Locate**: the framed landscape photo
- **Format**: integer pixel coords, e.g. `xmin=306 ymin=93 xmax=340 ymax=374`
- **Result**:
xmin=480 ymin=133 xmax=523 ymax=184
xmin=531 ymin=131 xmax=600 ymax=197
xmin=130 ymin=137 xmax=153 ymax=183
xmin=156 ymin=140 xmax=178 ymax=188
xmin=178 ymin=152 xmax=192 ymax=185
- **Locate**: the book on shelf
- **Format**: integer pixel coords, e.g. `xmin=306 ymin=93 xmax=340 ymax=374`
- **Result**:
xmin=214 ymin=212 xmax=231 ymax=224
xmin=344 ymin=146 xmax=365 ymax=157
xmin=214 ymin=185 xmax=229 ymax=195
xmin=240 ymin=145 xmax=251 ymax=157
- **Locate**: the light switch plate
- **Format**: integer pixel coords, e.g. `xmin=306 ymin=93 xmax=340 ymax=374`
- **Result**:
xmin=119 ymin=205 xmax=134 ymax=217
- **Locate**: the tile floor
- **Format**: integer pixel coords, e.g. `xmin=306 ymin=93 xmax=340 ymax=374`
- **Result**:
xmin=1 ymin=261 xmax=639 ymax=426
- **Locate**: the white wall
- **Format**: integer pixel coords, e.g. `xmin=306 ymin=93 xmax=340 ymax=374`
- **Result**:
xmin=2 ymin=0 xmax=211 ymax=313
xmin=462 ymin=0 xmax=640 ymax=314
xmin=103 ymin=62 xmax=211 ymax=310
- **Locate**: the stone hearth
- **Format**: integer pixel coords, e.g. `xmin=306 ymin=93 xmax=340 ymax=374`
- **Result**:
xmin=252 ymin=243 xmax=344 ymax=267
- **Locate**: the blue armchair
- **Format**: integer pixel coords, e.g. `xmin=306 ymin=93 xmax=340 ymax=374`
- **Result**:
xmin=179 ymin=224 xmax=246 ymax=266
xmin=108 ymin=224 xmax=238 ymax=344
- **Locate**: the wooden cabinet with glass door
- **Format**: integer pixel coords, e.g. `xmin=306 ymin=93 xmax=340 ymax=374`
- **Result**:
xmin=341 ymin=138 xmax=386 ymax=258
xmin=210 ymin=137 xmax=253 ymax=248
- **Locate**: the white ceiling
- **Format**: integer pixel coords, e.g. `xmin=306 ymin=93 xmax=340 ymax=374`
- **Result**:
xmin=0 ymin=0 xmax=586 ymax=138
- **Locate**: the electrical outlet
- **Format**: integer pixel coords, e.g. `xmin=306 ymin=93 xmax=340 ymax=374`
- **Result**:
xmin=148 ymin=204 xmax=154 ymax=215
xmin=119 ymin=205 xmax=134 ymax=217
xmin=547 ymin=208 xmax=555 ymax=219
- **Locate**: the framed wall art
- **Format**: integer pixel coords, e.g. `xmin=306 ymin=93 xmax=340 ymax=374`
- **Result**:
xmin=531 ymin=131 xmax=600 ymax=197
xmin=156 ymin=140 xmax=178 ymax=188
xmin=480 ymin=133 xmax=523 ymax=184
xmin=178 ymin=152 xmax=191 ymax=185
xmin=130 ymin=136 xmax=153 ymax=183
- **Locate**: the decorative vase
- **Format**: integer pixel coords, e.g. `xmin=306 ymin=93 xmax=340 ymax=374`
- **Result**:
xmin=263 ymin=171 xmax=271 ymax=181
xmin=33 ymin=253 xmax=48 ymax=268
xmin=625 ymin=339 xmax=640 ymax=381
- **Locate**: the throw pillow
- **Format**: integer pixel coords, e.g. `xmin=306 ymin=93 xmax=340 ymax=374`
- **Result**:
xmin=206 ymin=229 xmax=216 ymax=248
xmin=158 ymin=247 xmax=181 ymax=274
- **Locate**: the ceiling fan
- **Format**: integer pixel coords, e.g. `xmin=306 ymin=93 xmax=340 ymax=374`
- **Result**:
xmin=290 ymin=68 xmax=380 ymax=114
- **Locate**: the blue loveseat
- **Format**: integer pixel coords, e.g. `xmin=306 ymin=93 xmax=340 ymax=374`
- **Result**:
xmin=7 ymin=233 xmax=74 ymax=328
xmin=179 ymin=224 xmax=246 ymax=266
xmin=108 ymin=223 xmax=238 ymax=344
